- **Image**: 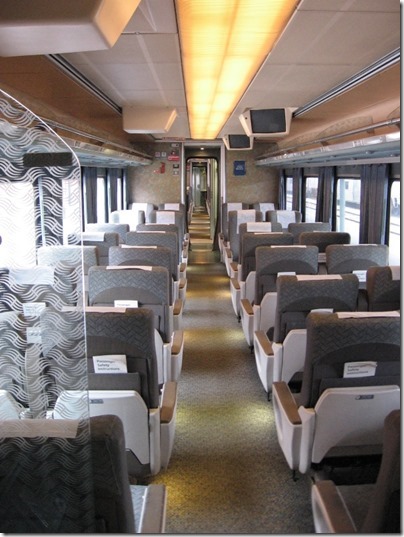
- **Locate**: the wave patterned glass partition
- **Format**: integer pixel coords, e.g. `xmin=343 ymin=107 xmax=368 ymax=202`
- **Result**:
xmin=0 ymin=90 xmax=95 ymax=532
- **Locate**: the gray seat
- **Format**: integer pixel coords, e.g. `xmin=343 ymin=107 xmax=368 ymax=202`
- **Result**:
xmin=86 ymin=222 xmax=129 ymax=243
xmin=366 ymin=265 xmax=400 ymax=311
xmin=136 ymin=223 xmax=188 ymax=265
xmin=288 ymin=222 xmax=331 ymax=243
xmin=311 ymin=409 xmax=400 ymax=533
xmin=266 ymin=210 xmax=302 ymax=230
xmin=128 ymin=202 xmax=155 ymax=223
xmin=229 ymin=228 xmax=291 ymax=319
xmin=219 ymin=202 xmax=249 ymax=261
xmin=110 ymin=209 xmax=145 ymax=229
xmin=326 ymin=244 xmax=389 ymax=276
xmin=252 ymin=202 xmax=276 ymax=221
xmin=299 ymin=231 xmax=351 ymax=269
xmin=272 ymin=311 xmax=400 ymax=474
xmin=68 ymin=231 xmax=120 ymax=266
xmin=224 ymin=209 xmax=263 ymax=277
xmin=254 ymin=274 xmax=359 ymax=396
xmin=239 ymin=245 xmax=319 ymax=348
xmin=0 ymin=414 xmax=166 ymax=532
xmin=88 ymin=265 xmax=184 ymax=382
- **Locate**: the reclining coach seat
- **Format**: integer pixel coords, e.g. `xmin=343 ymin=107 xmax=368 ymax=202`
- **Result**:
xmin=128 ymin=202 xmax=155 ymax=223
xmin=326 ymin=244 xmax=389 ymax=309
xmin=149 ymin=209 xmax=188 ymax=246
xmin=135 ymin=223 xmax=189 ymax=267
xmin=266 ymin=210 xmax=302 ymax=230
xmin=68 ymin=231 xmax=120 ymax=266
xmin=365 ymin=265 xmax=400 ymax=311
xmin=108 ymin=244 xmax=186 ymax=313
xmin=87 ymin=265 xmax=184 ymax=383
xmin=0 ymin=415 xmax=166 ymax=533
xmin=298 ymin=231 xmax=351 ymax=272
xmin=272 ymin=311 xmax=400 ymax=476
xmin=224 ymin=209 xmax=262 ymax=277
xmin=254 ymin=274 xmax=359 ymax=398
xmin=53 ymin=308 xmax=177 ymax=478
xmin=252 ymin=202 xmax=276 ymax=221
xmin=311 ymin=409 xmax=400 ymax=534
xmin=230 ymin=226 xmax=291 ymax=319
xmin=219 ymin=202 xmax=249 ymax=261
xmin=85 ymin=222 xmax=129 ymax=244
xmin=239 ymin=245 xmax=319 ymax=350
xmin=287 ymin=222 xmax=331 ymax=244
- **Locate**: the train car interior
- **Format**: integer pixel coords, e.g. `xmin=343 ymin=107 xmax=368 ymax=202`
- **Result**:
xmin=0 ymin=0 xmax=400 ymax=533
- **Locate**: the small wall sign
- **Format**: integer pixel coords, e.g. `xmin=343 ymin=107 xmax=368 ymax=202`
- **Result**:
xmin=234 ymin=160 xmax=246 ymax=176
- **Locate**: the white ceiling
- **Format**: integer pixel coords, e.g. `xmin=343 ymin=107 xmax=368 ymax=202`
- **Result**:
xmin=58 ymin=0 xmax=400 ymax=143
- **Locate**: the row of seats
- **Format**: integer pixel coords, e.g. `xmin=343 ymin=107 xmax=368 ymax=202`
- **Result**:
xmin=0 ymin=203 xmax=193 ymax=531
xmin=219 ymin=204 xmax=400 ymax=532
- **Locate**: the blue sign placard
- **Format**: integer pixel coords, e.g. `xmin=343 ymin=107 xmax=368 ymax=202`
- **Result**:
xmin=234 ymin=160 xmax=246 ymax=176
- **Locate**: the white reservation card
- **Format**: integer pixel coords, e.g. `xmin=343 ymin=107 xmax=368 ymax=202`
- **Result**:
xmin=93 ymin=354 xmax=128 ymax=374
xmin=114 ymin=300 xmax=138 ymax=308
xmin=343 ymin=361 xmax=377 ymax=378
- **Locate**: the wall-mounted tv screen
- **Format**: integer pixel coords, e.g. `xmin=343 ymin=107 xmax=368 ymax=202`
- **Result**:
xmin=223 ymin=134 xmax=253 ymax=150
xmin=239 ymin=107 xmax=295 ymax=137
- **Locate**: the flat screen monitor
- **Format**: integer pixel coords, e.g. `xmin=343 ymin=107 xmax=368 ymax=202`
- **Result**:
xmin=239 ymin=107 xmax=295 ymax=137
xmin=223 ymin=134 xmax=253 ymax=150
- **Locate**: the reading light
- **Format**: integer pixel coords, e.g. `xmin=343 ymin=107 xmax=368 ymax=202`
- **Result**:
xmin=175 ymin=0 xmax=298 ymax=140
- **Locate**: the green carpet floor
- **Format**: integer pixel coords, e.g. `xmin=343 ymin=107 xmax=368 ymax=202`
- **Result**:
xmin=150 ymin=208 xmax=314 ymax=534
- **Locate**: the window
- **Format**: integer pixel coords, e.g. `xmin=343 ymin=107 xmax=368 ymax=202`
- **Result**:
xmin=336 ymin=178 xmax=360 ymax=244
xmin=388 ymin=180 xmax=400 ymax=264
xmin=285 ymin=176 xmax=293 ymax=210
xmin=97 ymin=174 xmax=107 ymax=223
xmin=304 ymin=176 xmax=318 ymax=222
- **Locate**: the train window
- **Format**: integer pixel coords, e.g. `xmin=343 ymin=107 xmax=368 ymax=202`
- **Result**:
xmin=97 ymin=174 xmax=107 ymax=223
xmin=285 ymin=176 xmax=293 ymax=210
xmin=304 ymin=176 xmax=318 ymax=222
xmin=336 ymin=178 xmax=360 ymax=244
xmin=388 ymin=180 xmax=400 ymax=264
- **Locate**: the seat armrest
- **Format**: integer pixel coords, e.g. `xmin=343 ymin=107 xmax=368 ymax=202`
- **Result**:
xmin=240 ymin=298 xmax=253 ymax=315
xmin=311 ymin=480 xmax=357 ymax=533
xmin=179 ymin=261 xmax=187 ymax=273
xmin=224 ymin=247 xmax=232 ymax=259
xmin=173 ymin=298 xmax=183 ymax=316
xmin=171 ymin=330 xmax=184 ymax=355
xmin=179 ymin=277 xmax=187 ymax=289
xmin=160 ymin=381 xmax=177 ymax=423
xmin=230 ymin=277 xmax=240 ymax=290
xmin=273 ymin=382 xmax=301 ymax=425
xmin=230 ymin=261 xmax=238 ymax=273
xmin=254 ymin=330 xmax=273 ymax=355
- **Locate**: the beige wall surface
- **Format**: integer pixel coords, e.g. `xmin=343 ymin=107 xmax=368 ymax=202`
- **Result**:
xmin=128 ymin=142 xmax=279 ymax=207
xmin=224 ymin=146 xmax=279 ymax=205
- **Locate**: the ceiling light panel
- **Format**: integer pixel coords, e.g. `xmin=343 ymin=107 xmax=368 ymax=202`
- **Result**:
xmin=176 ymin=0 xmax=298 ymax=139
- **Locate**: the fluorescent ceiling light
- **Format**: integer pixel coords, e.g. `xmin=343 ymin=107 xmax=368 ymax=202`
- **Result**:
xmin=175 ymin=0 xmax=298 ymax=140
xmin=0 ymin=0 xmax=141 ymax=56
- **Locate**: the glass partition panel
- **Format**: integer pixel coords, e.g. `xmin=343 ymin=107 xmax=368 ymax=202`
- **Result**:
xmin=0 ymin=90 xmax=94 ymax=532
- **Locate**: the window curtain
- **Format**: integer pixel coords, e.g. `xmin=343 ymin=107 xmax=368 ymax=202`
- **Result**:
xmin=122 ymin=169 xmax=129 ymax=209
xmin=108 ymin=168 xmax=120 ymax=214
xmin=359 ymin=164 xmax=388 ymax=243
xmin=83 ymin=167 xmax=98 ymax=224
xmin=278 ymin=170 xmax=286 ymax=209
xmin=292 ymin=168 xmax=302 ymax=211
xmin=315 ymin=166 xmax=335 ymax=224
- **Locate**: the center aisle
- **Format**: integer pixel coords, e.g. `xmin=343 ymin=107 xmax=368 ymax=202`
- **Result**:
xmin=150 ymin=208 xmax=314 ymax=533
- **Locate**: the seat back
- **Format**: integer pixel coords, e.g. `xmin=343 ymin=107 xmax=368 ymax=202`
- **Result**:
xmin=69 ymin=232 xmax=120 ymax=266
xmin=326 ymin=244 xmax=389 ymax=274
xmin=0 ymin=311 xmax=27 ymax=408
xmin=85 ymin=309 xmax=160 ymax=409
xmin=239 ymin=230 xmax=293 ymax=281
xmin=126 ymin=231 xmax=180 ymax=268
xmin=288 ymin=222 xmax=331 ymax=243
xmin=254 ymin=245 xmax=319 ymax=305
xmin=110 ymin=209 xmax=144 ymax=229
xmin=85 ymin=223 xmax=129 ymax=244
xmin=128 ymin=202 xmax=155 ymax=223
xmin=0 ymin=415 xmax=136 ymax=533
xmin=228 ymin=209 xmax=262 ymax=263
xmin=298 ymin=231 xmax=351 ymax=252
xmin=366 ymin=265 xmax=400 ymax=311
xmin=273 ymin=274 xmax=359 ymax=343
xmin=221 ymin=202 xmax=249 ymax=241
xmin=150 ymin=209 xmax=185 ymax=239
xmin=299 ymin=311 xmax=401 ymax=408
xmin=252 ymin=202 xmax=276 ymax=220
xmin=88 ymin=266 xmax=172 ymax=342
xmin=135 ymin=224 xmax=182 ymax=263
xmin=266 ymin=210 xmax=302 ymax=230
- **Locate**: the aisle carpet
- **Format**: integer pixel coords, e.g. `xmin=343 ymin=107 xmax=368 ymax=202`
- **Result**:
xmin=150 ymin=208 xmax=314 ymax=534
